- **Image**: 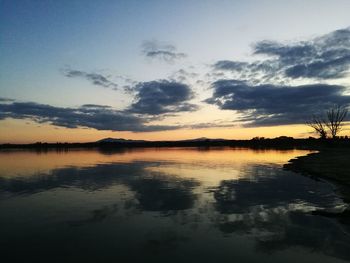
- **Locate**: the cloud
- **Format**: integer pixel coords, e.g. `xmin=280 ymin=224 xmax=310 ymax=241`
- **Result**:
xmin=0 ymin=97 xmax=15 ymax=102
xmin=206 ymin=79 xmax=350 ymax=127
xmin=214 ymin=61 xmax=249 ymax=71
xmin=169 ymin=68 xmax=199 ymax=82
xmin=128 ymin=80 xmax=198 ymax=115
xmin=0 ymin=101 xmax=180 ymax=132
xmin=213 ymin=27 xmax=350 ymax=81
xmin=142 ymin=40 xmax=187 ymax=63
xmin=185 ymin=121 xmax=234 ymax=129
xmin=0 ymin=79 xmax=204 ymax=132
xmin=81 ymin=104 xmax=112 ymax=109
xmin=62 ymin=68 xmax=118 ymax=89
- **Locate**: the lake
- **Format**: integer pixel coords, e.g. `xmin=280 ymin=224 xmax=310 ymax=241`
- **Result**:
xmin=0 ymin=147 xmax=349 ymax=263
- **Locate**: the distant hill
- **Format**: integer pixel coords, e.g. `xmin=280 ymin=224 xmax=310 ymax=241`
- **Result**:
xmin=97 ymin=138 xmax=147 ymax=143
xmin=178 ymin=137 xmax=226 ymax=142
xmin=97 ymin=137 xmax=227 ymax=143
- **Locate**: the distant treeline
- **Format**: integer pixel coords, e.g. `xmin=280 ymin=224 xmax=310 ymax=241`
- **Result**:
xmin=1 ymin=136 xmax=350 ymax=151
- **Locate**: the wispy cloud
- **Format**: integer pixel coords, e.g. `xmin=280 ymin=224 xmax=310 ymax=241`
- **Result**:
xmin=62 ymin=68 xmax=119 ymax=89
xmin=142 ymin=40 xmax=187 ymax=63
xmin=169 ymin=68 xmax=199 ymax=82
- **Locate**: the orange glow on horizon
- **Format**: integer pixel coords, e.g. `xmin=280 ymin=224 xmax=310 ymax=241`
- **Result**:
xmin=0 ymin=119 xmax=349 ymax=144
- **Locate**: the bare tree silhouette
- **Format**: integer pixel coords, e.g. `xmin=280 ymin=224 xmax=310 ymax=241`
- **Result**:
xmin=325 ymin=106 xmax=348 ymax=138
xmin=307 ymin=106 xmax=348 ymax=139
xmin=306 ymin=115 xmax=327 ymax=139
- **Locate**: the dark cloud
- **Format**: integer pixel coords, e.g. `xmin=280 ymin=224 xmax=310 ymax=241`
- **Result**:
xmin=214 ymin=60 xmax=249 ymax=71
xmin=142 ymin=40 xmax=187 ymax=63
xmin=0 ymin=80 xmax=210 ymax=130
xmin=206 ymin=79 xmax=350 ymax=126
xmin=62 ymin=68 xmax=118 ymax=89
xmin=81 ymin=104 xmax=112 ymax=109
xmin=213 ymin=27 xmax=350 ymax=81
xmin=0 ymin=101 xmax=180 ymax=132
xmin=0 ymin=97 xmax=15 ymax=102
xmin=128 ymin=80 xmax=198 ymax=115
xmin=285 ymin=55 xmax=350 ymax=79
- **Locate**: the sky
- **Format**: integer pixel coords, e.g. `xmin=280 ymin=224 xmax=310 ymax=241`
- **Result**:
xmin=1 ymin=0 xmax=350 ymax=143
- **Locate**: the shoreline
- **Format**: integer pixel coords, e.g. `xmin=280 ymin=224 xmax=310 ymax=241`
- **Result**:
xmin=284 ymin=148 xmax=350 ymax=199
xmin=284 ymin=148 xmax=350 ymax=221
xmin=1 ymin=137 xmax=350 ymax=150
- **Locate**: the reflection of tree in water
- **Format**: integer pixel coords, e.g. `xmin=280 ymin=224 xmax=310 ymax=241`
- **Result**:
xmin=212 ymin=166 xmax=350 ymax=261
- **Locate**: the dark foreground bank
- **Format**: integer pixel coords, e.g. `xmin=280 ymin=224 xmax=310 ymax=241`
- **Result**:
xmin=284 ymin=148 xmax=350 ymax=223
xmin=284 ymin=148 xmax=350 ymax=187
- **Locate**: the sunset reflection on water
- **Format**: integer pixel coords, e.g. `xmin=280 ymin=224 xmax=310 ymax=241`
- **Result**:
xmin=0 ymin=147 xmax=349 ymax=263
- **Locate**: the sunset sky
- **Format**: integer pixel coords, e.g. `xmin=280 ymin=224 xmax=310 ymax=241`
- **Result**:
xmin=1 ymin=0 xmax=350 ymax=143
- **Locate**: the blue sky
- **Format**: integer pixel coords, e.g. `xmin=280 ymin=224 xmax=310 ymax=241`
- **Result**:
xmin=1 ymin=0 xmax=350 ymax=142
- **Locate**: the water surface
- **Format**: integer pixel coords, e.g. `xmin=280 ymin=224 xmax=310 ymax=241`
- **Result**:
xmin=0 ymin=148 xmax=349 ymax=263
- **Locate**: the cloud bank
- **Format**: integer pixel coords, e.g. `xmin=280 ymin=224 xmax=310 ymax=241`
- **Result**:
xmin=214 ymin=27 xmax=350 ymax=81
xmin=0 ymin=102 xmax=181 ymax=132
xmin=0 ymin=79 xmax=201 ymax=131
xmin=206 ymin=80 xmax=350 ymax=127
